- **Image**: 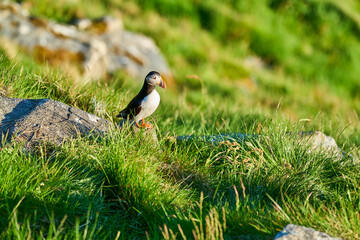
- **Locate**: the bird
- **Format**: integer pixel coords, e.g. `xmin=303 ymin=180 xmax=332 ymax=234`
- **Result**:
xmin=116 ymin=71 xmax=166 ymax=128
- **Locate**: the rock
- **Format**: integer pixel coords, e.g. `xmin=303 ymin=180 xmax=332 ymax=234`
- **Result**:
xmin=0 ymin=96 xmax=112 ymax=146
xmin=274 ymin=224 xmax=342 ymax=240
xmin=302 ymin=131 xmax=339 ymax=151
xmin=0 ymin=96 xmax=158 ymax=147
xmin=102 ymin=30 xmax=172 ymax=81
xmin=299 ymin=131 xmax=343 ymax=157
xmin=0 ymin=2 xmax=172 ymax=83
xmin=73 ymin=16 xmax=124 ymax=33
xmin=243 ymin=56 xmax=265 ymax=70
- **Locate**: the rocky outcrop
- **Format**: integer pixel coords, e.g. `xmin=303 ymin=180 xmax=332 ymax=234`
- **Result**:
xmin=0 ymin=96 xmax=112 ymax=146
xmin=0 ymin=2 xmax=172 ymax=83
xmin=274 ymin=224 xmax=342 ymax=240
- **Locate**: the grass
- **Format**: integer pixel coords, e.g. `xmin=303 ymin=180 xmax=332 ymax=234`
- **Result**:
xmin=1 ymin=0 xmax=360 ymax=239
xmin=1 ymin=105 xmax=359 ymax=239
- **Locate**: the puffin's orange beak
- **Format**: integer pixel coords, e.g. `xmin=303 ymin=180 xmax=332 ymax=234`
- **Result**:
xmin=158 ymin=79 xmax=166 ymax=89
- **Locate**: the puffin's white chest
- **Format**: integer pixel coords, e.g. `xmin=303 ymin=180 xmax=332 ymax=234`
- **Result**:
xmin=135 ymin=90 xmax=160 ymax=122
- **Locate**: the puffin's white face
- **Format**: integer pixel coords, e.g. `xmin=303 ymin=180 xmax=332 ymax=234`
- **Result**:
xmin=145 ymin=71 xmax=166 ymax=89
xmin=146 ymin=74 xmax=161 ymax=85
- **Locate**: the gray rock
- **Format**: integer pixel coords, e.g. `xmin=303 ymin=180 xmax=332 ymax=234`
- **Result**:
xmin=300 ymin=131 xmax=341 ymax=156
xmin=0 ymin=2 xmax=172 ymax=82
xmin=0 ymin=96 xmax=112 ymax=146
xmin=274 ymin=224 xmax=342 ymax=240
xmin=102 ymin=30 xmax=171 ymax=81
xmin=0 ymin=96 xmax=159 ymax=146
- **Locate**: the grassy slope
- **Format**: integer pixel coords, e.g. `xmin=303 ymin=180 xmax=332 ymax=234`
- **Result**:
xmin=1 ymin=0 xmax=360 ymax=239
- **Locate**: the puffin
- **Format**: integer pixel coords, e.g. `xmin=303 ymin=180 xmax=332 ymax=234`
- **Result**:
xmin=116 ymin=71 xmax=166 ymax=128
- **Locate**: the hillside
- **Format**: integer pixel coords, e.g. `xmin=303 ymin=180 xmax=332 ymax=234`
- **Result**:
xmin=0 ymin=0 xmax=359 ymax=239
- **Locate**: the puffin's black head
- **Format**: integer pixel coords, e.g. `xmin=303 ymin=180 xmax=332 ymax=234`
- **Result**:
xmin=145 ymin=71 xmax=166 ymax=89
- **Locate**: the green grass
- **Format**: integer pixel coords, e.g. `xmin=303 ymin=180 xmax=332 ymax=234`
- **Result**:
xmin=1 ymin=0 xmax=360 ymax=239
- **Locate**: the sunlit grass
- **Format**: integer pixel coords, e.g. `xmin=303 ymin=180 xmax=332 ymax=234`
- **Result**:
xmin=5 ymin=0 xmax=360 ymax=120
xmin=1 ymin=122 xmax=358 ymax=238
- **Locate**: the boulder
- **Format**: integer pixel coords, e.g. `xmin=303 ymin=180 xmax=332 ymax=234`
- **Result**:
xmin=0 ymin=2 xmax=172 ymax=83
xmin=274 ymin=224 xmax=342 ymax=240
xmin=0 ymin=96 xmax=159 ymax=147
xmin=0 ymin=96 xmax=112 ymax=146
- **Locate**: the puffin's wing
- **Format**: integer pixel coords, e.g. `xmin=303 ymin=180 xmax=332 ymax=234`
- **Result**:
xmin=116 ymin=97 xmax=142 ymax=119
